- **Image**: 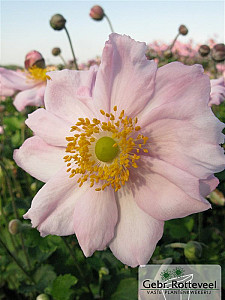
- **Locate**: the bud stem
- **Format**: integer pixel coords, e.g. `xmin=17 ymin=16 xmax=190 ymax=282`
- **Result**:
xmin=169 ymin=32 xmax=180 ymax=51
xmin=59 ymin=54 xmax=67 ymax=67
xmin=0 ymin=236 xmax=35 ymax=284
xmin=104 ymin=13 xmax=115 ymax=33
xmin=64 ymin=26 xmax=79 ymax=70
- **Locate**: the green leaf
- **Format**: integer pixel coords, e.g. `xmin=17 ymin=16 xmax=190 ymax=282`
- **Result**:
xmin=34 ymin=264 xmax=57 ymax=292
xmin=49 ymin=274 xmax=78 ymax=300
xmin=110 ymin=278 xmax=138 ymax=300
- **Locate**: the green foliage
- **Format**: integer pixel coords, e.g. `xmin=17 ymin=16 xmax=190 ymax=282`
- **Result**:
xmin=47 ymin=274 xmax=78 ymax=300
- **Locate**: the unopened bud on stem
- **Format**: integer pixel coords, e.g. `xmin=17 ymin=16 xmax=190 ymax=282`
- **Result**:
xmin=211 ymin=43 xmax=225 ymax=62
xmin=36 ymin=294 xmax=50 ymax=300
xmin=198 ymin=45 xmax=210 ymax=57
xmin=52 ymin=47 xmax=61 ymax=56
xmin=25 ymin=50 xmax=45 ymax=69
xmin=179 ymin=24 xmax=188 ymax=35
xmin=90 ymin=5 xmax=104 ymax=21
xmin=50 ymin=14 xmax=66 ymax=30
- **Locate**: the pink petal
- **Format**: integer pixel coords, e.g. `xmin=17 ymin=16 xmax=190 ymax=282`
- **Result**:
xmin=0 ymin=67 xmax=36 ymax=94
xmin=13 ymin=136 xmax=66 ymax=182
xmin=140 ymin=101 xmax=225 ymax=178
xmin=24 ymin=169 xmax=88 ymax=236
xmin=110 ymin=192 xmax=164 ymax=267
xmin=209 ymin=77 xmax=225 ymax=106
xmin=73 ymin=188 xmax=118 ymax=257
xmin=25 ymin=108 xmax=73 ymax=147
xmin=13 ymin=84 xmax=45 ymax=111
xmin=133 ymin=157 xmax=212 ymax=221
xmin=93 ymin=33 xmax=157 ymax=115
xmin=44 ymin=68 xmax=98 ymax=123
xmin=139 ymin=62 xmax=210 ymax=121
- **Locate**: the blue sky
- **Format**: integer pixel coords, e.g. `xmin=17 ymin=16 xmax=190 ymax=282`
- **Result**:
xmin=1 ymin=0 xmax=224 ymax=66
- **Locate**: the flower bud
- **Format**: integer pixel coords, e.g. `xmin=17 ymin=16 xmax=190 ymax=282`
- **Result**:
xmin=99 ymin=267 xmax=109 ymax=276
xmin=164 ymin=50 xmax=173 ymax=59
xmin=179 ymin=24 xmax=188 ymax=36
xmin=208 ymin=189 xmax=225 ymax=206
xmin=198 ymin=45 xmax=210 ymax=57
xmin=36 ymin=294 xmax=50 ymax=300
xmin=52 ymin=47 xmax=61 ymax=56
xmin=50 ymin=14 xmax=66 ymax=30
xmin=184 ymin=241 xmax=202 ymax=261
xmin=211 ymin=43 xmax=225 ymax=62
xmin=25 ymin=50 xmax=45 ymax=69
xmin=8 ymin=219 xmax=22 ymax=235
xmin=90 ymin=5 xmax=104 ymax=21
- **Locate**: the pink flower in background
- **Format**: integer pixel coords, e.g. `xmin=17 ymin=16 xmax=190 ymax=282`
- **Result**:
xmin=0 ymin=51 xmax=50 ymax=111
xmin=209 ymin=77 xmax=225 ymax=106
xmin=14 ymin=34 xmax=225 ymax=267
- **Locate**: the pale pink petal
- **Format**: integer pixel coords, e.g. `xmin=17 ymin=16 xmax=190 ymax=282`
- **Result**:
xmin=110 ymin=192 xmax=164 ymax=267
xmin=209 ymin=77 xmax=225 ymax=106
xmin=139 ymin=62 xmax=210 ymax=119
xmin=140 ymin=101 xmax=225 ymax=178
xmin=13 ymin=84 xmax=45 ymax=111
xmin=13 ymin=136 xmax=66 ymax=182
xmin=93 ymin=33 xmax=157 ymax=115
xmin=24 ymin=169 xmax=88 ymax=236
xmin=45 ymin=67 xmax=98 ymax=123
xmin=73 ymin=188 xmax=118 ymax=257
xmin=132 ymin=157 xmax=212 ymax=221
xmin=0 ymin=67 xmax=36 ymax=95
xmin=25 ymin=108 xmax=73 ymax=147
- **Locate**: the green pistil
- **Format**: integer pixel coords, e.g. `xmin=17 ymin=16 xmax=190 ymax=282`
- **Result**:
xmin=95 ymin=137 xmax=119 ymax=162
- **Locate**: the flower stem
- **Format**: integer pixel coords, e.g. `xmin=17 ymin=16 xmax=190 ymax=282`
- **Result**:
xmin=0 ymin=160 xmax=31 ymax=270
xmin=64 ymin=26 xmax=79 ymax=70
xmin=169 ymin=32 xmax=180 ymax=51
xmin=104 ymin=13 xmax=115 ymax=33
xmin=61 ymin=237 xmax=93 ymax=296
xmin=0 ymin=236 xmax=35 ymax=284
xmin=59 ymin=54 xmax=67 ymax=67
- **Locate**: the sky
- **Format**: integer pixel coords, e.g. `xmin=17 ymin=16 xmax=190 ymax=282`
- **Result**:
xmin=1 ymin=0 xmax=224 ymax=66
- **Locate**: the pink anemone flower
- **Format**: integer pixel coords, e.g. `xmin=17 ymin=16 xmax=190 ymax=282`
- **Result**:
xmin=14 ymin=34 xmax=225 ymax=267
xmin=0 ymin=67 xmax=47 ymax=111
xmin=209 ymin=77 xmax=225 ymax=106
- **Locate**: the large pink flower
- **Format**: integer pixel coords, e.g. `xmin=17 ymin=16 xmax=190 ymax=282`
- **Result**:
xmin=14 ymin=34 xmax=225 ymax=267
xmin=0 ymin=67 xmax=47 ymax=111
xmin=209 ymin=77 xmax=225 ymax=106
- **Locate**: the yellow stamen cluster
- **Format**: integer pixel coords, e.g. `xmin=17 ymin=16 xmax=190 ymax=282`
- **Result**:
xmin=26 ymin=66 xmax=55 ymax=82
xmin=64 ymin=106 xmax=149 ymax=192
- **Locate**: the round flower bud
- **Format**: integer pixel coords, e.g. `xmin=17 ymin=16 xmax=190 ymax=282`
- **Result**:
xmin=184 ymin=241 xmax=202 ymax=261
xmin=50 ymin=14 xmax=66 ymax=30
xmin=164 ymin=50 xmax=173 ymax=59
xmin=211 ymin=43 xmax=225 ymax=62
xmin=36 ymin=294 xmax=50 ymax=300
xmin=25 ymin=50 xmax=45 ymax=69
xmin=208 ymin=189 xmax=225 ymax=206
xmin=90 ymin=5 xmax=104 ymax=21
xmin=198 ymin=45 xmax=210 ymax=57
xmin=52 ymin=47 xmax=61 ymax=56
xmin=99 ymin=267 xmax=109 ymax=276
xmin=8 ymin=219 xmax=22 ymax=235
xmin=179 ymin=24 xmax=188 ymax=36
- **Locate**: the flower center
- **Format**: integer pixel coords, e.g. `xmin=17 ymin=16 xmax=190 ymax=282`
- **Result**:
xmin=64 ymin=106 xmax=149 ymax=192
xmin=26 ymin=66 xmax=55 ymax=82
xmin=95 ymin=136 xmax=119 ymax=162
